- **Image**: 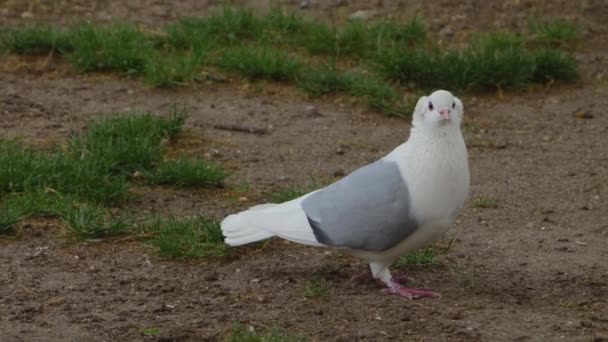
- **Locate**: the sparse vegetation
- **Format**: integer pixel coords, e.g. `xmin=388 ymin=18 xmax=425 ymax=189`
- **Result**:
xmin=0 ymin=8 xmax=580 ymax=115
xmin=228 ymin=325 xmax=306 ymax=342
xmin=61 ymin=203 xmax=133 ymax=239
xmin=219 ymin=45 xmax=303 ymax=82
xmin=146 ymin=157 xmax=227 ymax=188
xmin=0 ymin=111 xmax=227 ymax=254
xmin=304 ymin=278 xmax=330 ymax=298
xmin=268 ymin=180 xmax=326 ymax=203
xmin=530 ymin=18 xmax=582 ymax=48
xmin=396 ymin=246 xmax=439 ymax=267
xmin=473 ymin=196 xmax=498 ymax=209
xmin=144 ymin=216 xmax=227 ymax=259
xmin=396 ymin=239 xmax=454 ymax=267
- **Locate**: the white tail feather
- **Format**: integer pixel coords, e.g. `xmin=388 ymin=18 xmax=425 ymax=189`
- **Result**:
xmin=220 ymin=197 xmax=324 ymax=247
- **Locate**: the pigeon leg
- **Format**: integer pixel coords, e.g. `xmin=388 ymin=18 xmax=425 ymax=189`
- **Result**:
xmin=369 ymin=262 xmax=439 ymax=299
xmin=380 ymin=279 xmax=441 ymax=299
xmin=351 ymin=270 xmax=414 ymax=285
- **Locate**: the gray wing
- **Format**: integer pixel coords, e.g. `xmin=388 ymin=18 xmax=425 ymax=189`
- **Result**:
xmin=301 ymin=160 xmax=418 ymax=251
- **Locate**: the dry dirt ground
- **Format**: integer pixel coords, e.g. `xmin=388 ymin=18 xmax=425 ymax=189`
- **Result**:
xmin=1 ymin=0 xmax=607 ymax=341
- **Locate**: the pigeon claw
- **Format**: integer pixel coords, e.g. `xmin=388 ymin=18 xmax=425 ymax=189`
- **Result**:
xmin=381 ymin=280 xmax=441 ymax=299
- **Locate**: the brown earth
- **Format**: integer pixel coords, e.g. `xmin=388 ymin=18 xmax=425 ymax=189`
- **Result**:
xmin=1 ymin=0 xmax=607 ymax=341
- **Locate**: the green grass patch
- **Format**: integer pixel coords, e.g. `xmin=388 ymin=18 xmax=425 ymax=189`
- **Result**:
xmin=218 ymin=45 xmax=303 ymax=81
xmin=0 ymin=138 xmax=52 ymax=194
xmin=0 ymin=24 xmax=71 ymax=54
xmin=141 ymin=327 xmax=161 ymax=337
xmin=146 ymin=157 xmax=227 ymax=188
xmin=472 ymin=196 xmax=498 ymax=209
xmin=268 ymin=185 xmax=311 ymax=203
xmin=396 ymin=246 xmax=439 ymax=267
xmin=531 ymin=48 xmax=578 ymax=82
xmin=296 ymin=63 xmax=351 ymax=96
xmin=0 ymin=195 xmax=31 ymax=234
xmin=61 ymin=203 xmax=133 ymax=239
xmin=228 ymin=325 xmax=306 ymax=342
xmin=68 ymin=22 xmax=153 ymax=74
xmin=377 ymin=30 xmax=578 ymax=90
xmin=530 ymin=18 xmax=581 ymax=48
xmin=143 ymin=51 xmax=206 ymax=87
xmin=0 ymin=9 xmax=582 ymax=114
xmin=304 ymin=278 xmax=330 ymax=298
xmin=345 ymin=72 xmax=404 ymax=115
xmin=144 ymin=216 xmax=227 ymax=259
xmin=0 ymin=110 xmax=228 ymax=241
xmin=71 ymin=111 xmax=185 ymax=175
xmin=396 ymin=239 xmax=453 ymax=267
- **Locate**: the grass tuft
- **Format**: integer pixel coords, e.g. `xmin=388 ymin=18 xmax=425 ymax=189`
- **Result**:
xmin=396 ymin=246 xmax=439 ymax=267
xmin=396 ymin=239 xmax=453 ymax=267
xmin=228 ymin=325 xmax=306 ymax=342
xmin=472 ymin=196 xmax=498 ymax=209
xmin=530 ymin=18 xmax=581 ymax=48
xmin=296 ymin=63 xmax=351 ymax=96
xmin=304 ymin=278 xmax=329 ymax=298
xmin=143 ymin=51 xmax=205 ymax=87
xmin=346 ymin=72 xmax=404 ymax=114
xmin=68 ymin=22 xmax=153 ymax=74
xmin=532 ymin=49 xmax=578 ymax=82
xmin=0 ymin=24 xmax=71 ymax=54
xmin=0 ymin=11 xmax=582 ymax=114
xmin=61 ymin=203 xmax=132 ymax=239
xmin=0 ymin=138 xmax=52 ymax=194
xmin=219 ymin=45 xmax=303 ymax=81
xmin=268 ymin=185 xmax=311 ymax=203
xmin=145 ymin=216 xmax=227 ymax=259
xmin=71 ymin=110 xmax=186 ymax=175
xmin=0 ymin=195 xmax=30 ymax=234
xmin=207 ymin=7 xmax=264 ymax=43
xmin=146 ymin=157 xmax=227 ymax=188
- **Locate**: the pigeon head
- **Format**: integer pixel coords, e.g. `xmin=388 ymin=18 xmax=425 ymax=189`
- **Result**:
xmin=412 ymin=90 xmax=463 ymax=132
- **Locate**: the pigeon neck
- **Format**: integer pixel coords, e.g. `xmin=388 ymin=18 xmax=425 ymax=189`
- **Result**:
xmin=409 ymin=124 xmax=463 ymax=144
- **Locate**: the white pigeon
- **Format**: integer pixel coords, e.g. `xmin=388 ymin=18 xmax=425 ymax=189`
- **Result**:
xmin=221 ymin=90 xmax=470 ymax=299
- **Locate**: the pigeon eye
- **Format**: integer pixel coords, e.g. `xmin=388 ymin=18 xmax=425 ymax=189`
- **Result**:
xmin=452 ymin=102 xmax=456 ymax=109
xmin=428 ymin=102 xmax=434 ymax=111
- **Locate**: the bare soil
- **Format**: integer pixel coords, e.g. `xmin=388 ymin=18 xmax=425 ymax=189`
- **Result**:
xmin=1 ymin=1 xmax=607 ymax=341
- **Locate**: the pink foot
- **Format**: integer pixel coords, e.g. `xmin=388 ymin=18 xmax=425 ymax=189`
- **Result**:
xmin=381 ymin=279 xmax=441 ymax=300
xmin=351 ymin=272 xmax=414 ymax=285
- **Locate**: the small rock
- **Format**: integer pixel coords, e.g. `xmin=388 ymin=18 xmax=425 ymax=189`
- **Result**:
xmin=304 ymin=105 xmax=323 ymax=117
xmin=204 ymin=272 xmax=219 ymax=282
xmin=349 ymin=9 xmax=378 ymax=20
xmin=439 ymin=25 xmax=455 ymax=38
xmin=300 ymin=0 xmax=310 ymax=9
xmin=595 ymin=333 xmax=608 ymax=342
xmin=336 ymin=148 xmax=345 ymax=155
xmin=153 ymin=303 xmax=175 ymax=313
xmin=21 ymin=11 xmax=34 ymax=19
xmin=238 ymin=196 xmax=248 ymax=202
xmin=575 ymin=111 xmax=594 ymax=119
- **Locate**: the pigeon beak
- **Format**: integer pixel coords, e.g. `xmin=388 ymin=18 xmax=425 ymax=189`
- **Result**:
xmin=439 ymin=108 xmax=451 ymax=120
